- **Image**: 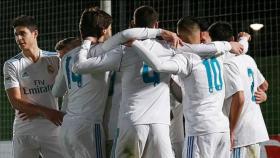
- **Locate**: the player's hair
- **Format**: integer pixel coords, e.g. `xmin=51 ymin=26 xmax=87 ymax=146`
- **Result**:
xmin=79 ymin=6 xmax=112 ymax=39
xmin=11 ymin=15 xmax=38 ymax=31
xmin=196 ymin=18 xmax=210 ymax=32
xmin=177 ymin=16 xmax=200 ymax=35
xmin=55 ymin=37 xmax=81 ymax=51
xmin=133 ymin=6 xmax=158 ymax=28
xmin=208 ymin=21 xmax=233 ymax=41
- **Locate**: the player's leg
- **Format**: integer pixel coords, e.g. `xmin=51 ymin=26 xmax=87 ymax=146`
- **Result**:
xmin=183 ymin=133 xmax=229 ymax=158
xmin=143 ymin=124 xmax=174 ymax=158
xmin=92 ymin=123 xmax=106 ymax=158
xmin=38 ymin=135 xmax=64 ymax=158
xmin=214 ymin=132 xmax=230 ymax=158
xmin=59 ymin=120 xmax=106 ymax=158
xmin=13 ymin=135 xmax=40 ymax=158
xmin=170 ymin=102 xmax=184 ymax=158
xmin=183 ymin=135 xmax=200 ymax=158
xmin=114 ymin=122 xmax=149 ymax=158
xmin=231 ymin=144 xmax=260 ymax=158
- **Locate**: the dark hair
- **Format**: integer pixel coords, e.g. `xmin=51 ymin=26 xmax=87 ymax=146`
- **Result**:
xmin=79 ymin=7 xmax=112 ymax=39
xmin=11 ymin=15 xmax=38 ymax=31
xmin=177 ymin=16 xmax=200 ymax=34
xmin=196 ymin=18 xmax=210 ymax=32
xmin=55 ymin=37 xmax=81 ymax=51
xmin=208 ymin=22 xmax=233 ymax=41
xmin=134 ymin=6 xmax=158 ymax=28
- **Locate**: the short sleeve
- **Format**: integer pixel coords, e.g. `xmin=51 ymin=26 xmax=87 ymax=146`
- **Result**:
xmin=3 ymin=61 xmax=19 ymax=90
xmin=224 ymin=63 xmax=244 ymax=99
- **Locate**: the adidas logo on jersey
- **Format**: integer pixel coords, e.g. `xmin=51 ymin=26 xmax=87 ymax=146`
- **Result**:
xmin=4 ymin=76 xmax=11 ymax=81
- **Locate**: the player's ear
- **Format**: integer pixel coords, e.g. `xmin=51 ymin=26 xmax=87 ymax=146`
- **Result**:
xmin=102 ymin=27 xmax=108 ymax=36
xmin=154 ymin=22 xmax=159 ymax=28
xmin=229 ymin=36 xmax=235 ymax=42
xmin=33 ymin=30 xmax=38 ymax=39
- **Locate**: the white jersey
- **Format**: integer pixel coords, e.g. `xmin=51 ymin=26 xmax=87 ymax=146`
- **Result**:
xmin=52 ymin=46 xmax=109 ymax=122
xmin=120 ymin=39 xmax=174 ymax=125
xmin=179 ymin=52 xmax=229 ymax=136
xmin=131 ymin=40 xmax=249 ymax=136
xmin=223 ymin=54 xmax=269 ymax=148
xmin=3 ymin=50 xmax=60 ymax=136
xmin=103 ymin=71 xmax=122 ymax=140
xmin=72 ymin=28 xmax=236 ymax=126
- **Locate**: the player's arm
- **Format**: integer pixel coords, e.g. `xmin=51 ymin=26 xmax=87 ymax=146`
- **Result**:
xmin=170 ymin=77 xmax=183 ymax=103
xmin=238 ymin=32 xmax=251 ymax=54
xmin=72 ymin=45 xmax=123 ymax=74
xmin=177 ymin=41 xmax=244 ymax=57
xmin=6 ymin=88 xmax=64 ymax=126
xmin=52 ymin=61 xmax=67 ymax=97
xmin=254 ymin=67 xmax=268 ymax=104
xmin=132 ymin=40 xmax=192 ymax=77
xmin=132 ymin=40 xmax=181 ymax=74
xmin=224 ymin=63 xmax=245 ymax=147
xmin=102 ymin=28 xmax=180 ymax=52
xmin=229 ymin=91 xmax=245 ymax=148
xmin=4 ymin=62 xmax=64 ymax=126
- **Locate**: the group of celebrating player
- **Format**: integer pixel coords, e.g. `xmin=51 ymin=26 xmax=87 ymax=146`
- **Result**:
xmin=3 ymin=5 xmax=269 ymax=158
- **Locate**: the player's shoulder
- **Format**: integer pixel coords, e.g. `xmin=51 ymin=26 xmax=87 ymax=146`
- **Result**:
xmin=154 ymin=39 xmax=171 ymax=49
xmin=4 ymin=53 xmax=23 ymax=65
xmin=224 ymin=54 xmax=242 ymax=65
xmin=61 ymin=47 xmax=80 ymax=62
xmin=41 ymin=50 xmax=59 ymax=57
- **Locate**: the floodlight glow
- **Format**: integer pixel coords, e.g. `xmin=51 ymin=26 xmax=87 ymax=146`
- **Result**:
xmin=250 ymin=23 xmax=264 ymax=31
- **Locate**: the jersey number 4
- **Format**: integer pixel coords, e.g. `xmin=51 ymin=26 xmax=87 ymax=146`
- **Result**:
xmin=202 ymin=58 xmax=223 ymax=93
xmin=141 ymin=63 xmax=160 ymax=86
xmin=65 ymin=56 xmax=82 ymax=89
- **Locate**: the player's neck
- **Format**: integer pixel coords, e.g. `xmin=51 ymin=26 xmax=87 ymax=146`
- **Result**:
xmin=22 ymin=45 xmax=40 ymax=63
xmin=98 ymin=36 xmax=105 ymax=43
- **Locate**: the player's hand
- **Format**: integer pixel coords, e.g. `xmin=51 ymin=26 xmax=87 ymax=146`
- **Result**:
xmin=230 ymin=132 xmax=235 ymax=149
xmin=255 ymin=88 xmax=267 ymax=104
xmin=229 ymin=42 xmax=244 ymax=55
xmin=160 ymin=30 xmax=183 ymax=48
xmin=84 ymin=36 xmax=98 ymax=44
xmin=238 ymin=32 xmax=251 ymax=41
xmin=40 ymin=108 xmax=64 ymax=126
xmin=124 ymin=39 xmax=136 ymax=47
xmin=18 ymin=111 xmax=39 ymax=121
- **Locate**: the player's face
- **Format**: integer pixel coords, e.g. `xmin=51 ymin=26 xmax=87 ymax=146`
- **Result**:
xmin=14 ymin=26 xmax=38 ymax=51
xmin=200 ymin=31 xmax=212 ymax=43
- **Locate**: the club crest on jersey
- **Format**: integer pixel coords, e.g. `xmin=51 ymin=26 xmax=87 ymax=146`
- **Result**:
xmin=21 ymin=72 xmax=29 ymax=78
xmin=47 ymin=65 xmax=55 ymax=74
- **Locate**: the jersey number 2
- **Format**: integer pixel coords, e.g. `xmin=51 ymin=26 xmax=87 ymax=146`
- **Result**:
xmin=247 ymin=68 xmax=255 ymax=101
xmin=65 ymin=56 xmax=82 ymax=89
xmin=141 ymin=63 xmax=160 ymax=86
xmin=202 ymin=58 xmax=223 ymax=93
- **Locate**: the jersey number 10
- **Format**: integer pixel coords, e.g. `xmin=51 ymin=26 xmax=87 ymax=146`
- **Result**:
xmin=65 ymin=56 xmax=82 ymax=89
xmin=202 ymin=58 xmax=223 ymax=93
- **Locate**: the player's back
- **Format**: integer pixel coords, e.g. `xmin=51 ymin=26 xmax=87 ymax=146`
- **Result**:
xmin=120 ymin=39 xmax=174 ymax=125
xmin=223 ymin=54 xmax=269 ymax=147
xmin=62 ymin=46 xmax=109 ymax=122
xmin=181 ymin=53 xmax=229 ymax=136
